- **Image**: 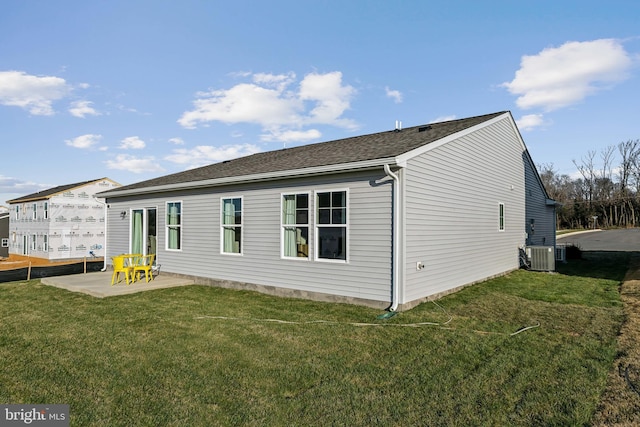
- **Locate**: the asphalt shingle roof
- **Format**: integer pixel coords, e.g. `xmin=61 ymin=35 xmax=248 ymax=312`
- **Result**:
xmin=7 ymin=178 xmax=112 ymax=204
xmin=107 ymin=111 xmax=507 ymax=194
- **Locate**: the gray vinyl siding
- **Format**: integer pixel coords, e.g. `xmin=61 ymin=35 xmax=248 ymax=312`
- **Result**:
xmin=403 ymin=117 xmax=526 ymax=303
xmin=524 ymin=154 xmax=556 ymax=246
xmin=0 ymin=215 xmax=8 ymax=258
xmin=106 ymin=170 xmax=394 ymax=303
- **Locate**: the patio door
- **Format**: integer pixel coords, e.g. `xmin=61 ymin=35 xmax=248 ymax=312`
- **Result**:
xmin=130 ymin=208 xmax=157 ymax=261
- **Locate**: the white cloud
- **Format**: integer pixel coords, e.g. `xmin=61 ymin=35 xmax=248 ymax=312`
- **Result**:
xmin=429 ymin=115 xmax=457 ymax=123
xmin=299 ymin=72 xmax=357 ymax=128
xmin=516 ymin=114 xmax=547 ymax=131
xmin=260 ymin=129 xmax=322 ymax=143
xmin=179 ymin=82 xmax=302 ymax=128
xmin=0 ymin=175 xmax=51 ymax=194
xmin=178 ymin=71 xmax=358 ymax=141
xmin=165 ymin=144 xmax=262 ymax=169
xmin=105 ymin=154 xmax=165 ymax=173
xmin=0 ymin=70 xmax=71 ymax=115
xmin=119 ymin=136 xmax=146 ymax=150
xmin=253 ymin=72 xmax=296 ymax=90
xmin=65 ymin=134 xmax=102 ymax=149
xmin=69 ymin=100 xmax=100 ymax=118
xmin=502 ymin=39 xmax=633 ymax=111
xmin=169 ymin=137 xmax=185 ymax=145
xmin=385 ymin=86 xmax=403 ymax=103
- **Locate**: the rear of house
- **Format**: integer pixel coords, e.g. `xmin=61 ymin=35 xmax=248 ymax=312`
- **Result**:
xmin=99 ymin=111 xmax=555 ymax=310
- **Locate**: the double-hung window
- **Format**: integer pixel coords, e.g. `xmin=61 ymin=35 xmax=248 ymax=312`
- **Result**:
xmin=166 ymin=202 xmax=182 ymax=250
xmin=221 ymin=197 xmax=242 ymax=254
xmin=316 ymin=190 xmax=347 ymax=261
xmin=31 ymin=234 xmax=37 ymax=251
xmin=32 ymin=203 xmax=37 ymax=220
xmin=282 ymin=193 xmax=309 ymax=258
xmin=43 ymin=235 xmax=48 ymax=252
xmin=43 ymin=202 xmax=48 ymax=220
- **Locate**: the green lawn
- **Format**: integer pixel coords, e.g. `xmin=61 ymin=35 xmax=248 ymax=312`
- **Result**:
xmin=0 ymin=252 xmax=628 ymax=426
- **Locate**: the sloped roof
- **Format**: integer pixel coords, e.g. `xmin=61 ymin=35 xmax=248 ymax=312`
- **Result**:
xmin=101 ymin=111 xmax=508 ymax=197
xmin=7 ymin=178 xmax=118 ymax=204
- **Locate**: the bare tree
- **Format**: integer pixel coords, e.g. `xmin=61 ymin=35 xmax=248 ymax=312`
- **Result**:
xmin=573 ymin=150 xmax=597 ymax=207
xmin=618 ymin=140 xmax=639 ymax=194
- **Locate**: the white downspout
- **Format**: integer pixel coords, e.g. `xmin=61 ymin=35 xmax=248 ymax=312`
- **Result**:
xmin=384 ymin=164 xmax=400 ymax=312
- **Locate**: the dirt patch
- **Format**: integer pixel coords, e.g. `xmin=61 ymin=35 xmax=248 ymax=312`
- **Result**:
xmin=592 ymin=255 xmax=640 ymax=426
xmin=0 ymin=254 xmax=104 ymax=271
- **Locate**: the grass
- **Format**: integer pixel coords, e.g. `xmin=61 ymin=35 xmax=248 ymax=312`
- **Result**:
xmin=591 ymin=253 xmax=640 ymax=425
xmin=0 ymin=252 xmax=630 ymax=426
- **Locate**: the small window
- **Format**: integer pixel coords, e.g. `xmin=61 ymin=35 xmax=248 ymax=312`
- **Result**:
xmin=1 ymin=238 xmax=8 ymax=248
xmin=316 ymin=190 xmax=347 ymax=260
xmin=166 ymin=202 xmax=182 ymax=250
xmin=32 ymin=203 xmax=37 ymax=220
xmin=221 ymin=197 xmax=242 ymax=254
xmin=499 ymin=203 xmax=505 ymax=231
xmin=43 ymin=235 xmax=48 ymax=252
xmin=31 ymin=234 xmax=37 ymax=251
xmin=43 ymin=202 xmax=48 ymax=220
xmin=282 ymin=193 xmax=309 ymax=258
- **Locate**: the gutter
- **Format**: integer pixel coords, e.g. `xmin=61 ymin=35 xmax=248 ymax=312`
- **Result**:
xmin=98 ymin=158 xmax=397 ymax=199
xmin=384 ymin=164 xmax=400 ymax=312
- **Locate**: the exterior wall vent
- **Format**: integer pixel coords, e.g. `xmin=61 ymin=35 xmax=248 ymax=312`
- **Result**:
xmin=525 ymin=246 xmax=555 ymax=271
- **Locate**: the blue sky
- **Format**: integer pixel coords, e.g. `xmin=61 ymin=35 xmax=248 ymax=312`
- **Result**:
xmin=1 ymin=0 xmax=639 ymax=205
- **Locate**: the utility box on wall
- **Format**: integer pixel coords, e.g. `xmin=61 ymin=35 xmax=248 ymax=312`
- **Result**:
xmin=526 ymin=246 xmax=555 ymax=271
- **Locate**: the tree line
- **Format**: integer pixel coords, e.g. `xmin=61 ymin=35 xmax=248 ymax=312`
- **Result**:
xmin=539 ymin=139 xmax=640 ymax=230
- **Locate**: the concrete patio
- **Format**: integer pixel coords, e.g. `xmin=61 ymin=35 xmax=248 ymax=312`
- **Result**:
xmin=41 ymin=270 xmax=194 ymax=298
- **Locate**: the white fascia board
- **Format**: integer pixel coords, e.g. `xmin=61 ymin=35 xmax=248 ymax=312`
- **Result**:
xmin=99 ymin=157 xmax=398 ymax=198
xmin=394 ymin=112 xmax=514 ymax=167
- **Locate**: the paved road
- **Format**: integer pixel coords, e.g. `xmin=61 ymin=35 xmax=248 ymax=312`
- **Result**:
xmin=558 ymin=228 xmax=640 ymax=252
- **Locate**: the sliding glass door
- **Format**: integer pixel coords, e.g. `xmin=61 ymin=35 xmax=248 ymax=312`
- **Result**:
xmin=130 ymin=208 xmax=157 ymax=259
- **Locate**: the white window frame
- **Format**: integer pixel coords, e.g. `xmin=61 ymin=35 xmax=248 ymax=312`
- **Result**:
xmin=499 ymin=202 xmax=505 ymax=232
xmin=42 ymin=234 xmax=48 ymax=252
xmin=220 ymin=196 xmax=243 ymax=255
xmin=32 ymin=203 xmax=37 ymax=220
xmin=315 ymin=189 xmax=349 ymax=263
xmin=281 ymin=192 xmax=310 ymax=260
xmin=31 ymin=234 xmax=37 ymax=251
xmin=165 ymin=201 xmax=183 ymax=251
xmin=43 ymin=202 xmax=48 ymax=220
xmin=1 ymin=238 xmax=8 ymax=248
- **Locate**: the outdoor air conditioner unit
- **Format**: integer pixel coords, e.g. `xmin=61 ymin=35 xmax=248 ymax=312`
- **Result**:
xmin=526 ymin=246 xmax=555 ymax=272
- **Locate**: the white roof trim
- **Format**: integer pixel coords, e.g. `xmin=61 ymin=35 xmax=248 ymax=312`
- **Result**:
xmin=394 ymin=112 xmax=513 ymax=166
xmin=99 ymin=157 xmax=398 ymax=198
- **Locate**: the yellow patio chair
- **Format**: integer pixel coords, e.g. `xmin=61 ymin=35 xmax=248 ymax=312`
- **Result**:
xmin=134 ymin=254 xmax=155 ymax=283
xmin=111 ymin=255 xmax=134 ymax=285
